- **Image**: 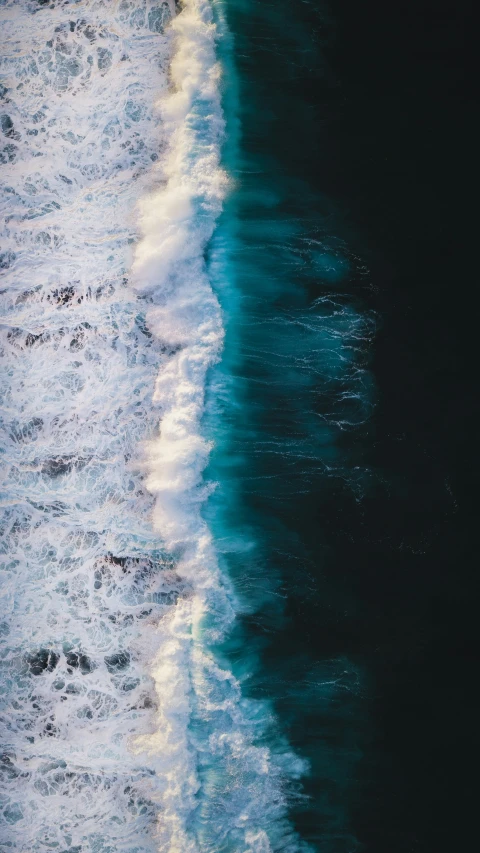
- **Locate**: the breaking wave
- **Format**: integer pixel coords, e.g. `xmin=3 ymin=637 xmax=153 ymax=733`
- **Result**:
xmin=1 ymin=2 xmax=312 ymax=851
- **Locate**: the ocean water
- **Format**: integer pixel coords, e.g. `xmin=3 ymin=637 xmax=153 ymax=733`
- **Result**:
xmin=212 ymin=3 xmax=475 ymax=853
xmin=203 ymin=3 xmax=375 ymax=851
xmin=1 ymin=1 xmax=330 ymax=850
xmin=2 ymin=1 xmax=475 ymax=852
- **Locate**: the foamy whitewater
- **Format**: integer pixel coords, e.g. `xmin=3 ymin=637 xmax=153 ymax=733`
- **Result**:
xmin=0 ymin=2 xmax=310 ymax=851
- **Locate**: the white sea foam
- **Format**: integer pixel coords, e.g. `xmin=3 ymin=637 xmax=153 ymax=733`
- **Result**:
xmin=1 ymin=1 xmax=311 ymax=851
xmin=1 ymin=2 xmax=180 ymax=851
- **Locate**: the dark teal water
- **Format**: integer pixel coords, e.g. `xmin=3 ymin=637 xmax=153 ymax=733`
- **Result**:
xmin=205 ymin=1 xmax=376 ymax=850
xmin=206 ymin=1 xmax=477 ymax=851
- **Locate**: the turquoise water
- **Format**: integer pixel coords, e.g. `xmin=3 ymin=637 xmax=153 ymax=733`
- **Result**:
xmin=202 ymin=2 xmax=376 ymax=849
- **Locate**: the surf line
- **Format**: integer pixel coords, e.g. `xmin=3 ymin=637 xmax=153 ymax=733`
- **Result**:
xmin=131 ymin=3 xmax=311 ymax=851
xmin=131 ymin=0 xmax=232 ymax=847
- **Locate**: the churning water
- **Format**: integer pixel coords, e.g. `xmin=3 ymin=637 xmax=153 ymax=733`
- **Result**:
xmin=0 ymin=2 xmax=313 ymax=851
xmin=1 ymin=2 xmax=375 ymax=851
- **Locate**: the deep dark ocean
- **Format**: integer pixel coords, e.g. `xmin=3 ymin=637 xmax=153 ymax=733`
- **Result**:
xmin=209 ymin=1 xmax=478 ymax=851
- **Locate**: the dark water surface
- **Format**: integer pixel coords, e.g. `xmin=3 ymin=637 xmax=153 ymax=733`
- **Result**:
xmin=208 ymin=1 xmax=478 ymax=850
